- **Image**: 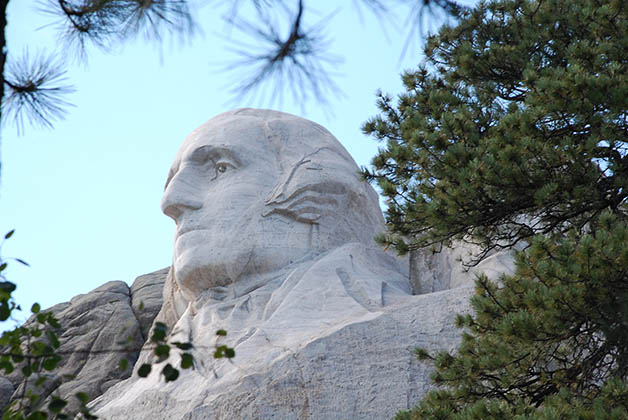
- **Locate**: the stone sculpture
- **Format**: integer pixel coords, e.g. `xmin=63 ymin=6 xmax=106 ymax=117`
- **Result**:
xmin=155 ymin=108 xmax=410 ymax=330
xmin=90 ymin=109 xmax=513 ymax=419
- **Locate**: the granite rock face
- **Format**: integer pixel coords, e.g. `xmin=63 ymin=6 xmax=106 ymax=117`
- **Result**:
xmin=1 ymin=269 xmax=167 ymax=414
xmin=90 ymin=110 xmax=514 ymax=419
xmin=93 ymin=285 xmax=474 ymax=420
xmin=409 ymin=245 xmax=515 ymax=295
xmin=0 ymin=377 xmax=13 ymax=411
xmin=130 ymin=268 xmax=169 ymax=339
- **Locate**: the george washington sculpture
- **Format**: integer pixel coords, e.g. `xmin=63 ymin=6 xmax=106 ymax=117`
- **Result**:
xmin=92 ymin=109 xmax=506 ymax=420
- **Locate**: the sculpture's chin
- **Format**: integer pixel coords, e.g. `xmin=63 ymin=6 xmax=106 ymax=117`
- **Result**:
xmin=173 ymin=241 xmax=319 ymax=301
xmin=173 ymin=253 xmax=233 ymax=300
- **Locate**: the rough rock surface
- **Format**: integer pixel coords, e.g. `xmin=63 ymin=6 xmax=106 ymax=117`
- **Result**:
xmin=0 ymin=377 xmax=13 ymax=410
xmin=409 ymin=246 xmax=515 ymax=294
xmin=92 ymin=285 xmax=474 ymax=420
xmin=130 ymin=267 xmax=170 ymax=339
xmin=1 ymin=269 xmax=167 ymax=414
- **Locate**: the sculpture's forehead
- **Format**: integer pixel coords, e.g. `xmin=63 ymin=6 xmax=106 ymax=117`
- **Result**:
xmin=185 ymin=117 xmax=265 ymax=149
xmin=176 ymin=117 xmax=269 ymax=162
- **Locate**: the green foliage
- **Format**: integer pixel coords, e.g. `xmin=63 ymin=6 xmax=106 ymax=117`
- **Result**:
xmin=364 ymin=0 xmax=628 ymax=263
xmin=406 ymin=216 xmax=628 ymax=418
xmin=213 ymin=345 xmax=236 ymax=359
xmin=180 ymin=353 xmax=194 ymax=369
xmin=364 ymin=0 xmax=628 ymax=417
xmin=1 ymin=298 xmax=234 ymax=418
xmin=161 ymin=364 xmax=179 ymax=382
xmin=0 ymin=241 xmax=86 ymax=420
xmin=137 ymin=363 xmax=152 ymax=378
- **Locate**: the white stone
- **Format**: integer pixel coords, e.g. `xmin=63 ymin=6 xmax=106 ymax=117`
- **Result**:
xmin=409 ymin=245 xmax=515 ymax=294
xmin=91 ymin=109 xmax=513 ymax=419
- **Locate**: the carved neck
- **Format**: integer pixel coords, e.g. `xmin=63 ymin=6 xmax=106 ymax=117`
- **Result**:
xmin=186 ymin=250 xmax=323 ymax=312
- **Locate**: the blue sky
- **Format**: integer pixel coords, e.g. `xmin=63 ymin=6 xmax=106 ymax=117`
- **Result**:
xmin=0 ymin=0 xmax=437 ymax=327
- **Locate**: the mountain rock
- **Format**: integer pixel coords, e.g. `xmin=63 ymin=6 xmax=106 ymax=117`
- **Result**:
xmin=1 ymin=269 xmax=167 ymax=414
xmin=93 ymin=284 xmax=474 ymax=420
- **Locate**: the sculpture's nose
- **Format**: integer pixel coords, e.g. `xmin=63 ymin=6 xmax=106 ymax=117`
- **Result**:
xmin=161 ymin=173 xmax=203 ymax=222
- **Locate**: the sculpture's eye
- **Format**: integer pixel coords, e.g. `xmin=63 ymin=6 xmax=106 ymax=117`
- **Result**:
xmin=215 ymin=162 xmax=233 ymax=175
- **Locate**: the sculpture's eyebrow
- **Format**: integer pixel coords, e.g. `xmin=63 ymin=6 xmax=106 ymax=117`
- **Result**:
xmin=188 ymin=145 xmax=241 ymax=165
xmin=164 ymin=145 xmax=243 ymax=190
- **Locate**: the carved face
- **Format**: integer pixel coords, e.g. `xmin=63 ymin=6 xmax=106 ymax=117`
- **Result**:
xmin=161 ymin=109 xmax=384 ymax=301
xmin=161 ymin=114 xmax=312 ymax=300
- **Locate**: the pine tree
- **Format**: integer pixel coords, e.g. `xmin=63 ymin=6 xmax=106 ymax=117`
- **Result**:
xmin=363 ymin=0 xmax=628 ymax=417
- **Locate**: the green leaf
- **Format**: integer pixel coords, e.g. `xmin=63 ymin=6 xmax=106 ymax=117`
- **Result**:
xmin=31 ymin=303 xmax=41 ymax=314
xmin=42 ymin=355 xmax=61 ymax=371
xmin=180 ymin=353 xmax=194 ymax=369
xmin=47 ymin=316 xmax=61 ymax=329
xmin=119 ymin=358 xmax=128 ymax=371
xmin=4 ymin=230 xmax=14 ymax=239
xmin=155 ymin=344 xmax=170 ymax=359
xmin=151 ymin=322 xmax=168 ymax=343
xmin=30 ymin=339 xmax=47 ymax=353
xmin=162 ymin=363 xmax=179 ymax=382
xmin=137 ymin=363 xmax=152 ymax=377
xmin=35 ymin=376 xmax=47 ymax=387
xmin=0 ymin=303 xmax=10 ymax=321
xmin=214 ymin=345 xmax=235 ymax=359
xmin=75 ymin=392 xmax=89 ymax=404
xmin=26 ymin=411 xmax=47 ymax=420
xmin=29 ymin=393 xmax=41 ymax=405
xmin=0 ymin=281 xmax=16 ymax=293
xmin=0 ymin=263 xmax=7 ymax=272
xmin=173 ymin=341 xmax=193 ymax=350
xmin=216 ymin=329 xmax=227 ymax=336
xmin=0 ymin=359 xmax=14 ymax=374
xmin=21 ymin=364 xmax=32 ymax=377
xmin=48 ymin=397 xmax=67 ymax=413
xmin=213 ymin=345 xmax=235 ymax=359
xmin=46 ymin=330 xmax=61 ymax=349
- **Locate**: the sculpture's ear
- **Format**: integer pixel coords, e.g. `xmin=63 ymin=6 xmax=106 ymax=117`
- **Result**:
xmin=263 ymin=180 xmax=347 ymax=224
xmin=263 ymin=150 xmax=349 ymax=224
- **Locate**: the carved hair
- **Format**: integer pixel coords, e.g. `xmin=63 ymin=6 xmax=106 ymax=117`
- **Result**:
xmin=228 ymin=109 xmax=385 ymax=244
